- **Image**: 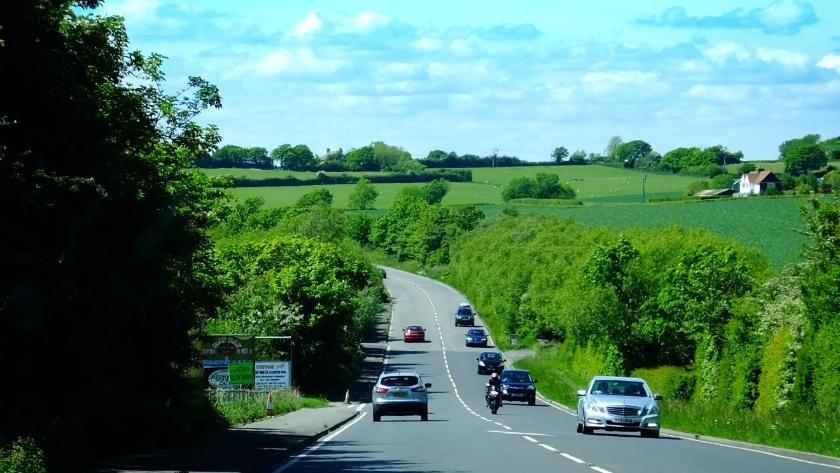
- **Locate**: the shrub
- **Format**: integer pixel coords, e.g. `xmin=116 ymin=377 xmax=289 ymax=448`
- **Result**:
xmin=0 ymin=438 xmax=46 ymax=473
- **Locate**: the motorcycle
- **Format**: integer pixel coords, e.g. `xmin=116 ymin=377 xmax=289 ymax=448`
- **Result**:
xmin=485 ymin=383 xmax=501 ymax=414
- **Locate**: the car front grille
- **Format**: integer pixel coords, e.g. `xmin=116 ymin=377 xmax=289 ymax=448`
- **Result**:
xmin=607 ymin=406 xmax=641 ymax=416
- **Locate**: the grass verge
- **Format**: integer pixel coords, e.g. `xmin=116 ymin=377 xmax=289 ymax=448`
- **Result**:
xmin=209 ymin=389 xmax=329 ymax=426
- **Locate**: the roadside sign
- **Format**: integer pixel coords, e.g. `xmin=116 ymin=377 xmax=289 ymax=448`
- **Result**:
xmin=228 ymin=362 xmax=255 ymax=385
xmin=255 ymin=361 xmax=291 ymax=389
xmin=201 ymin=335 xmax=255 ymax=389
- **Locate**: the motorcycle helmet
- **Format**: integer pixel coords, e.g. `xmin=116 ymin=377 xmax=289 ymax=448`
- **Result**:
xmin=491 ymin=372 xmax=498 ymax=378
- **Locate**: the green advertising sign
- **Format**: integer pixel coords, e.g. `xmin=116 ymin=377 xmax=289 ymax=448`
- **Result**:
xmin=228 ymin=362 xmax=255 ymax=385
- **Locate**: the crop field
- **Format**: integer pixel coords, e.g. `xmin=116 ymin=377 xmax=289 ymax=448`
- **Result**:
xmin=218 ymin=165 xmax=699 ymax=206
xmin=211 ymin=166 xmax=817 ymax=268
xmin=490 ymin=196 xmax=812 ymax=269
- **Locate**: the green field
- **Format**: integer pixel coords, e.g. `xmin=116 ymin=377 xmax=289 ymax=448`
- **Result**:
xmin=495 ymin=196 xmax=811 ymax=269
xmin=210 ymin=166 xmax=815 ymax=268
xmin=218 ymin=165 xmax=700 ymax=207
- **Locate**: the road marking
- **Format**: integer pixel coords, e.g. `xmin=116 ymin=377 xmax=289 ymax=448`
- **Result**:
xmin=355 ymin=404 xmax=364 ymax=412
xmin=560 ymin=453 xmax=585 ymax=464
xmin=488 ymin=430 xmax=554 ymax=436
xmin=502 ymin=425 xmax=512 ymax=430
xmin=523 ymin=436 xmax=538 ymax=443
xmin=494 ymin=421 xmax=503 ymax=426
xmin=591 ymin=467 xmax=612 ymax=473
xmin=271 ymin=412 xmax=367 ymax=473
xmin=676 ymin=436 xmax=840 ymax=470
xmin=539 ymin=443 xmax=558 ymax=452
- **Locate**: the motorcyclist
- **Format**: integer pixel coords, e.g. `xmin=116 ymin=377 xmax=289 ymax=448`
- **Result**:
xmin=486 ymin=372 xmax=503 ymax=407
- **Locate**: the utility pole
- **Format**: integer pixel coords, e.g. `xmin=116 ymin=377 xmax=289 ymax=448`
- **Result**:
xmin=492 ymin=148 xmax=498 ymax=168
xmin=642 ymin=169 xmax=647 ymax=203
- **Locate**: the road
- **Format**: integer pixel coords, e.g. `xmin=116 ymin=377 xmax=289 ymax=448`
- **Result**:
xmin=272 ymin=268 xmax=840 ymax=473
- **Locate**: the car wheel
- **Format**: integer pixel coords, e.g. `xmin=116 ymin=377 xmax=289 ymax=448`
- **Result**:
xmin=576 ymin=422 xmax=582 ymax=433
xmin=421 ymin=410 xmax=429 ymax=421
xmin=528 ymin=397 xmax=535 ymax=406
xmin=373 ymin=413 xmax=381 ymax=422
xmin=582 ymin=419 xmax=593 ymax=435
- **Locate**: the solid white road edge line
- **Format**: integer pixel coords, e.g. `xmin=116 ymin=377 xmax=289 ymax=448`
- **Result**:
xmin=271 ymin=412 xmax=368 ymax=473
xmin=677 ymin=436 xmax=840 ymax=470
xmin=523 ymin=436 xmax=538 ymax=443
xmin=591 ymin=467 xmax=612 ymax=473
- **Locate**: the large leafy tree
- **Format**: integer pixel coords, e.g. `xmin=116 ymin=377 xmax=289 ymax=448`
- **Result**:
xmin=1 ymin=0 xmax=224 ymax=466
xmin=613 ymin=140 xmax=653 ymax=168
xmin=783 ymin=143 xmax=827 ymax=176
xmin=348 ymin=177 xmax=379 ymax=210
xmin=271 ymin=143 xmax=316 ymax=171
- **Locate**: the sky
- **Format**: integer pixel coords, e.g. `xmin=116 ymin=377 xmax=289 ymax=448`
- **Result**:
xmin=95 ymin=0 xmax=840 ymax=161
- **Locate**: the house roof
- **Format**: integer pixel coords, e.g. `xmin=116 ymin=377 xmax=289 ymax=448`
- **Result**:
xmin=694 ymin=188 xmax=734 ymax=198
xmin=745 ymin=170 xmax=780 ymax=184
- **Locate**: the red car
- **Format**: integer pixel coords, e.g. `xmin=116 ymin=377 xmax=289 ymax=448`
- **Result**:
xmin=403 ymin=325 xmax=426 ymax=342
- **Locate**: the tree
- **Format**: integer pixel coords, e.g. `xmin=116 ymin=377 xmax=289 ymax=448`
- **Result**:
xmin=784 ymin=143 xmax=827 ymax=176
xmin=534 ymin=173 xmax=562 ymax=198
xmin=420 ymin=178 xmax=450 ymax=204
xmin=346 ymin=146 xmax=378 ymax=171
xmin=779 ymin=134 xmax=820 ymax=159
xmin=569 ymin=150 xmax=588 ymax=164
xmin=613 ymin=140 xmax=653 ymax=168
xmin=552 ymin=147 xmax=569 ymax=163
xmin=605 ymin=136 xmax=623 ymax=159
xmin=348 ymin=177 xmax=379 ymax=210
xmin=294 ymin=188 xmax=333 ymax=209
xmin=426 ymin=149 xmax=448 ymax=161
xmin=1 ymin=1 xmax=224 ymax=467
xmin=738 ymin=162 xmax=757 ymax=174
xmin=272 ymin=144 xmax=315 ymax=171
xmin=372 ymin=141 xmax=414 ymax=171
xmin=501 ymin=177 xmax=536 ymax=201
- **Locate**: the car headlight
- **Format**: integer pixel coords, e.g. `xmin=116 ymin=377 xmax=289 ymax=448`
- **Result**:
xmin=526 ymin=385 xmax=535 ymax=390
xmin=647 ymin=404 xmax=660 ymax=415
xmin=478 ymin=361 xmax=486 ymax=366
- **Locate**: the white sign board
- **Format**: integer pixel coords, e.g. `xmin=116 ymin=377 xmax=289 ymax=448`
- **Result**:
xmin=255 ymin=361 xmax=291 ymax=389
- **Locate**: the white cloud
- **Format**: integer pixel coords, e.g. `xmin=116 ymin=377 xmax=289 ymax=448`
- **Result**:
xmin=580 ymin=71 xmax=662 ymax=94
xmin=101 ymin=0 xmax=159 ymax=24
xmin=817 ymin=54 xmax=840 ymax=74
xmin=256 ymin=48 xmax=346 ymax=75
xmin=449 ymin=39 xmax=471 ymax=55
xmin=755 ymin=47 xmax=808 ymax=68
xmin=294 ymin=11 xmax=323 ymax=37
xmin=350 ymin=11 xmax=390 ymax=31
xmin=704 ymin=42 xmax=751 ymax=63
xmin=686 ymin=84 xmax=753 ymax=102
xmin=757 ymin=0 xmax=814 ymax=32
xmin=413 ymin=37 xmax=443 ymax=52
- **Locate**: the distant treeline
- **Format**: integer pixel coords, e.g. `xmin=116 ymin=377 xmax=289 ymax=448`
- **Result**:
xmin=226 ymin=169 xmax=473 ymax=187
xmin=419 ymin=149 xmax=566 ymax=168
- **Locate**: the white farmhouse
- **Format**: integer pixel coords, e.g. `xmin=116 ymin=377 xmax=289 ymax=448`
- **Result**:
xmin=738 ymin=169 xmax=781 ymax=195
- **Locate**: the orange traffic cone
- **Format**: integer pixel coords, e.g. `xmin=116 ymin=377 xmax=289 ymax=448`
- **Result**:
xmin=266 ymin=392 xmax=274 ymax=417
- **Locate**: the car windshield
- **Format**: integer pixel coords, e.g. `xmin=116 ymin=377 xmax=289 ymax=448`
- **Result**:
xmin=482 ymin=353 xmax=501 ymax=360
xmin=590 ymin=380 xmax=647 ymax=396
xmin=406 ymin=326 xmax=422 ymax=331
xmin=381 ymin=376 xmax=419 ymax=387
xmin=502 ymin=371 xmax=531 ymax=383
xmin=467 ymin=330 xmax=485 ymax=336
xmin=457 ymin=307 xmax=473 ymax=315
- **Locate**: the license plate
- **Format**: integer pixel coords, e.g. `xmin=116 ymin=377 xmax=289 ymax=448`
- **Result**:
xmin=510 ymin=393 xmax=523 ymax=397
xmin=392 ymin=391 xmax=407 ymax=397
xmin=614 ymin=417 xmax=634 ymax=424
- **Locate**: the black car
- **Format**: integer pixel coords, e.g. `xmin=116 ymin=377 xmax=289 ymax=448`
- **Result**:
xmin=465 ymin=328 xmax=488 ymax=347
xmin=500 ymin=369 xmax=537 ymax=405
xmin=476 ymin=351 xmax=505 ymax=374
xmin=455 ymin=303 xmax=475 ymax=327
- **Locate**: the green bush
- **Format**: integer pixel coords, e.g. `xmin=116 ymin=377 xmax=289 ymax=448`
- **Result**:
xmin=632 ymin=366 xmax=695 ymax=401
xmin=755 ymin=326 xmax=793 ymax=412
xmin=0 ymin=438 xmax=46 ymax=473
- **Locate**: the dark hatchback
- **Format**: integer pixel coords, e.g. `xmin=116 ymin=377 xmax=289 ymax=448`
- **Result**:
xmin=464 ymin=328 xmax=488 ymax=347
xmin=476 ymin=351 xmax=505 ymax=374
xmin=500 ymin=369 xmax=537 ymax=405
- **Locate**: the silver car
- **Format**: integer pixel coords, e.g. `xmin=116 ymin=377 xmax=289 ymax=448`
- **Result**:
xmin=576 ymin=376 xmax=661 ymax=438
xmin=372 ymin=371 xmax=431 ymax=422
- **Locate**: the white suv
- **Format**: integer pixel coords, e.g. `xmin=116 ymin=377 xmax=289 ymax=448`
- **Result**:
xmin=372 ymin=371 xmax=431 ymax=422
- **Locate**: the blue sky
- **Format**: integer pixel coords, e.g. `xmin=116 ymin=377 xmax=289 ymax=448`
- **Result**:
xmin=96 ymin=0 xmax=840 ymax=161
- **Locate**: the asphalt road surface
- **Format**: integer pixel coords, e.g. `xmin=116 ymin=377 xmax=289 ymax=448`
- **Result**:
xmin=271 ymin=268 xmax=840 ymax=473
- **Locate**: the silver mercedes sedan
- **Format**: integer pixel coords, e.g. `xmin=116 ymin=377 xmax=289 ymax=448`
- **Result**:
xmin=576 ymin=375 xmax=662 ymax=438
